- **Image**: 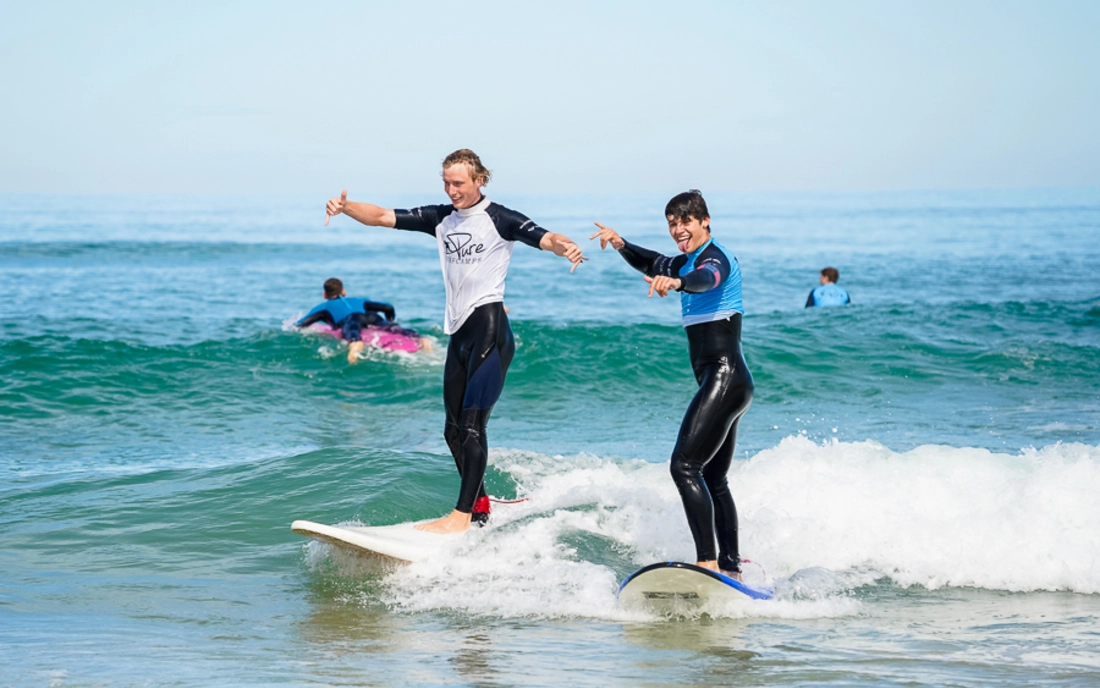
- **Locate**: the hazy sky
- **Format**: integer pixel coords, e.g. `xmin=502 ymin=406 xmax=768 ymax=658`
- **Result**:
xmin=1 ymin=0 xmax=1098 ymax=195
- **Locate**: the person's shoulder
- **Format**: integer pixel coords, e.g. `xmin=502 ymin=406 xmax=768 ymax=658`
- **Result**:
xmin=485 ymin=201 xmax=544 ymax=241
xmin=698 ymin=239 xmax=735 ymax=264
xmin=485 ymin=201 xmax=530 ymax=220
xmin=421 ymin=203 xmax=457 ymax=219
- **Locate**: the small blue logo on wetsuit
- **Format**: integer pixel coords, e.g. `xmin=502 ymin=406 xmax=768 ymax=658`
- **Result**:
xmin=678 ymin=238 xmax=743 ymax=326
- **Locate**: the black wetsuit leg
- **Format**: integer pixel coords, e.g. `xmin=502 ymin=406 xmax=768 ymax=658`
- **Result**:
xmin=669 ymin=314 xmax=754 ymax=569
xmin=441 ymin=302 xmax=515 ymax=514
xmin=705 ymin=420 xmax=744 ymax=572
xmin=341 ymin=312 xmax=384 ymax=341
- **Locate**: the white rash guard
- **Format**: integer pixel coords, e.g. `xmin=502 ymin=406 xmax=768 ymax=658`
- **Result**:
xmin=393 ymin=196 xmax=548 ymax=334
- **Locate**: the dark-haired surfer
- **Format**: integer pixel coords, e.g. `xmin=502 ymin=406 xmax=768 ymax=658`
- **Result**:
xmin=591 ymin=190 xmax=752 ymax=580
xmin=297 ymin=277 xmax=417 ymax=363
xmin=806 ymin=267 xmax=851 ymax=307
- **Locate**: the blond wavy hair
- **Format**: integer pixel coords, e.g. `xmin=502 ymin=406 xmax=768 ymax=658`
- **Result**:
xmin=442 ymin=149 xmax=492 ymax=186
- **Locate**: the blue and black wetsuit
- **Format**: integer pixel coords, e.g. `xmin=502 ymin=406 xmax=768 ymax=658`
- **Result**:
xmin=393 ymin=197 xmax=547 ymax=521
xmin=618 ymin=236 xmax=753 ymax=572
xmin=806 ymin=283 xmax=851 ymax=307
xmin=297 ymin=296 xmax=398 ymax=341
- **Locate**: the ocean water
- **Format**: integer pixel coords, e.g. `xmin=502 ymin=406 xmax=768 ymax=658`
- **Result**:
xmin=1 ymin=189 xmax=1099 ymax=686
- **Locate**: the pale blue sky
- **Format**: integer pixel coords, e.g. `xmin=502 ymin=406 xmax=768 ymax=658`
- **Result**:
xmin=1 ymin=0 xmax=1097 ymax=195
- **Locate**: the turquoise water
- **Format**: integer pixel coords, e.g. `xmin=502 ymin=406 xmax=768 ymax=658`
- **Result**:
xmin=2 ymin=190 xmax=1099 ymax=686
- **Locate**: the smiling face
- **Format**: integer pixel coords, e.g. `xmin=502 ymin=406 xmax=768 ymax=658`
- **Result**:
xmin=667 ymin=214 xmax=711 ymax=253
xmin=442 ymin=164 xmax=484 ymax=209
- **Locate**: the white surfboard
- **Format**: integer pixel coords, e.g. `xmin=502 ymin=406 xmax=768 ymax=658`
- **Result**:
xmin=291 ymin=519 xmax=464 ymax=563
xmin=617 ymin=562 xmax=773 ymax=611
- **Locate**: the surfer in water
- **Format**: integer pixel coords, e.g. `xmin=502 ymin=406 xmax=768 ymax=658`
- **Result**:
xmin=591 ymin=190 xmax=752 ymax=580
xmin=805 ymin=266 xmax=851 ymax=307
xmin=297 ymin=277 xmax=426 ymax=362
xmin=324 ymin=149 xmax=586 ymax=533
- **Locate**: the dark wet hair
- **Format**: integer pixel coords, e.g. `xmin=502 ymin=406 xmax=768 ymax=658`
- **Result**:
xmin=323 ymin=277 xmax=344 ymax=298
xmin=821 ymin=267 xmax=840 ymax=283
xmin=665 ymin=189 xmax=710 ymax=226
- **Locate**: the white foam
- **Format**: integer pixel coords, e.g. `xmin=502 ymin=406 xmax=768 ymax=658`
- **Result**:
xmin=739 ymin=437 xmax=1100 ymax=594
xmin=349 ymin=438 xmax=1100 ymax=620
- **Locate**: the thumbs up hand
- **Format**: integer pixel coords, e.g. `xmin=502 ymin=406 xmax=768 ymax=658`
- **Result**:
xmin=325 ymin=189 xmax=348 ymax=226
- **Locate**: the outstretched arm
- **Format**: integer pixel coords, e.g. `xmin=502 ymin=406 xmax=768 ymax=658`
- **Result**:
xmin=486 ymin=204 xmax=586 ymax=272
xmin=591 ymin=222 xmax=687 ymax=298
xmin=297 ymin=310 xmax=335 ymax=328
xmin=590 ymin=222 xmax=681 ymax=277
xmin=325 ymin=189 xmax=396 ymax=228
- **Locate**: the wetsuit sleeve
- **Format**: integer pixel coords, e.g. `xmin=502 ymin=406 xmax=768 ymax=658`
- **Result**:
xmin=805 ymin=291 xmax=816 ymax=308
xmin=485 ymin=203 xmax=548 ymax=249
xmin=673 ymin=244 xmax=730 ymax=294
xmin=393 ymin=205 xmax=451 ymax=236
xmin=297 ymin=307 xmax=335 ymax=328
xmin=617 ymin=240 xmax=685 ymax=278
xmin=362 ymin=300 xmax=396 ymax=322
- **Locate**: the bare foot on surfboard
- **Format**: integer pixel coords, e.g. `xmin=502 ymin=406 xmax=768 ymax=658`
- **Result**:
xmin=414 ymin=509 xmax=471 ymax=534
xmin=697 ymin=560 xmax=720 ymax=572
xmin=697 ymin=560 xmax=743 ymax=581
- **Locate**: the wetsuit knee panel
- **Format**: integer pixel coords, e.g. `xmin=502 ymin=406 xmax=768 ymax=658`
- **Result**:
xmin=669 ymin=455 xmax=700 ymax=488
xmin=457 ymin=408 xmax=491 ymax=443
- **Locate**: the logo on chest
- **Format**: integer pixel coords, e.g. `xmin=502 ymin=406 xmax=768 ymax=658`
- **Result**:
xmin=443 ymin=231 xmax=487 ymax=264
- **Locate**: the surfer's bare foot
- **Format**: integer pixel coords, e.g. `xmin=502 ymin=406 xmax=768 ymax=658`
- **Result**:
xmin=414 ymin=509 xmax=471 ymax=534
xmin=697 ymin=560 xmax=720 ymax=572
xmin=721 ymin=569 xmax=744 ymax=582
xmin=347 ymin=341 xmax=364 ymax=363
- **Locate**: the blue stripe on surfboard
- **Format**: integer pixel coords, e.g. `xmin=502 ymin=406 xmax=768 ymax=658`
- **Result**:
xmin=617 ymin=561 xmax=774 ymax=601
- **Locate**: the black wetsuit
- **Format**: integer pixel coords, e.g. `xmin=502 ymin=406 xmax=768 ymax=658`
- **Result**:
xmin=441 ymin=302 xmax=515 ymax=513
xmin=619 ymin=236 xmax=754 ymax=571
xmin=393 ymin=197 xmax=546 ymax=520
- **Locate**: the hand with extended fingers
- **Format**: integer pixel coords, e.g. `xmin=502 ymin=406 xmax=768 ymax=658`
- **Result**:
xmin=325 ymin=189 xmax=348 ymax=226
xmin=554 ymin=237 xmax=587 ymax=273
xmin=591 ymin=222 xmax=680 ymax=296
xmin=589 ymin=222 xmax=626 ymax=251
xmin=644 ymin=274 xmax=681 ymax=298
xmin=541 ymin=233 xmax=588 ymax=273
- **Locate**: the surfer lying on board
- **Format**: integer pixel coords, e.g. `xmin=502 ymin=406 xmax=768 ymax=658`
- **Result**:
xmin=324 ymin=149 xmax=586 ymax=533
xmin=591 ymin=190 xmax=753 ymax=581
xmin=296 ymin=277 xmax=427 ymax=362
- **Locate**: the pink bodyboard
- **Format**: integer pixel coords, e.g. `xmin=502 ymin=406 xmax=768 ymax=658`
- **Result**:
xmin=313 ymin=324 xmax=421 ymax=353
